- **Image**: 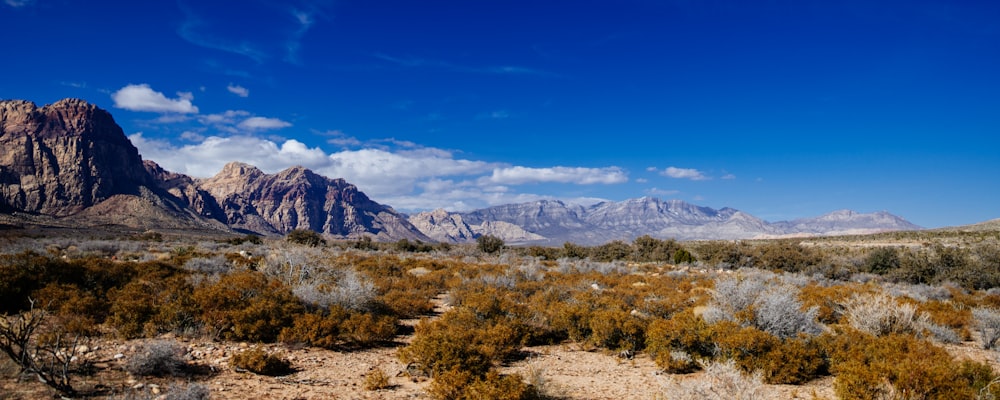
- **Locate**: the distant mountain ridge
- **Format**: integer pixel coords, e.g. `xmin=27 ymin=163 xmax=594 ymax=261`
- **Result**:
xmin=1 ymin=98 xmax=922 ymax=242
xmin=410 ymin=197 xmax=922 ymax=244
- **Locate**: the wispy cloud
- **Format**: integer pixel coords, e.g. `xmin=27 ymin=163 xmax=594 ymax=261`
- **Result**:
xmin=659 ymin=166 xmax=709 ymax=181
xmin=226 ymin=84 xmax=249 ymax=97
xmin=111 ymin=84 xmax=199 ymax=114
xmin=373 ymin=53 xmax=556 ymax=77
xmin=177 ymin=2 xmax=327 ymax=65
xmin=487 ymin=166 xmax=628 ymax=185
xmin=646 ymin=187 xmax=680 ymax=196
xmin=4 ymin=0 xmax=33 ymax=8
xmin=284 ymin=9 xmax=315 ymax=64
xmin=238 ymin=116 xmax=292 ymax=131
xmin=177 ymin=11 xmax=267 ymax=63
xmin=58 ymin=81 xmax=87 ymax=89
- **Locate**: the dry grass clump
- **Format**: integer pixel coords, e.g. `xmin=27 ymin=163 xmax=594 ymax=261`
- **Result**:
xmin=125 ymin=339 xmax=188 ymax=377
xmin=662 ymin=359 xmax=764 ymax=400
xmin=363 ymin=367 xmax=391 ymax=391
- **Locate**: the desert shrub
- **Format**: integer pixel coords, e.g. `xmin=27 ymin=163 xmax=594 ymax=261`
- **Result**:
xmin=707 ymin=275 xmax=822 ymax=339
xmin=972 ymin=307 xmax=1000 ymax=349
xmin=755 ymin=241 xmax=820 ymax=273
xmin=712 ymin=322 xmax=780 ymax=377
xmin=125 ymin=340 xmax=187 ymax=377
xmin=922 ymin=321 xmax=962 ymax=344
xmin=658 ymin=350 xmax=700 ymax=374
xmin=193 ymin=270 xmax=304 ymax=341
xmin=163 ymin=382 xmax=211 ymax=400
xmin=230 ymin=347 xmax=292 ymax=376
xmin=829 ymin=332 xmax=974 ymax=400
xmin=462 ymin=371 xmax=533 ymax=400
xmin=286 ymin=229 xmax=325 ymax=247
xmin=380 ymin=288 xmax=435 ymax=317
xmin=340 ymin=312 xmax=398 ymax=347
xmin=363 ymin=367 xmax=392 ymax=391
xmin=673 ymin=248 xmax=696 ymax=264
xmin=690 ymin=241 xmax=756 ymax=269
xmin=752 ymin=288 xmax=822 ymax=339
xmin=799 ymin=282 xmax=869 ymax=324
xmin=477 ymin=235 xmax=505 ymax=254
xmin=31 ymin=282 xmax=104 ymax=335
xmin=279 ymin=308 xmax=348 ymax=349
xmin=428 ymin=368 xmax=533 ymax=400
xmin=399 ymin=322 xmax=493 ymax=378
xmin=956 ymin=360 xmax=1000 ymax=399
xmin=587 ymin=309 xmax=646 ymax=353
xmin=545 ymin=299 xmax=592 ymax=344
xmin=183 ymin=255 xmax=230 ymax=274
xmin=108 ymin=275 xmax=198 ymax=338
xmin=706 ymin=275 xmax=769 ymax=323
xmin=663 ymin=359 xmax=763 ymax=400
xmin=841 ymin=292 xmax=928 ymax=336
xmin=292 ymin=268 xmax=378 ymax=313
xmin=591 ymin=240 xmax=631 ymax=262
xmin=754 ymin=336 xmax=828 ymax=384
xmin=646 ymin=310 xmax=717 ymax=369
xmin=631 ymin=235 xmax=682 ymax=262
xmin=0 ymin=252 xmax=57 ymax=313
xmin=863 ymin=247 xmax=900 ymax=274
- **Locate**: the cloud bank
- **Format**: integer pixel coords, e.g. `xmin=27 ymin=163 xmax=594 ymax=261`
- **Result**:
xmin=130 ymin=133 xmax=627 ymax=211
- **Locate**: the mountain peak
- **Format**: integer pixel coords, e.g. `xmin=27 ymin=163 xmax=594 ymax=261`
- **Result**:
xmin=217 ymin=161 xmax=263 ymax=178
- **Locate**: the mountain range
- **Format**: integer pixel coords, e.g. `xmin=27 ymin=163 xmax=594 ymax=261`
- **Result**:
xmin=0 ymin=99 xmax=922 ymax=243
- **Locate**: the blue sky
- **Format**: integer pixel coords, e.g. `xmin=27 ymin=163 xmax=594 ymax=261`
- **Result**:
xmin=2 ymin=0 xmax=998 ymax=228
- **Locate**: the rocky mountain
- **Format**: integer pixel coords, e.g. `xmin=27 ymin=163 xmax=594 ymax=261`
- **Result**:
xmin=770 ymin=209 xmax=922 ymax=236
xmin=416 ymin=197 xmax=921 ymax=244
xmin=0 ymin=99 xmax=153 ymax=215
xmin=408 ymin=208 xmax=544 ymax=244
xmin=195 ymin=162 xmax=430 ymax=241
xmin=0 ymin=99 xmax=430 ymax=240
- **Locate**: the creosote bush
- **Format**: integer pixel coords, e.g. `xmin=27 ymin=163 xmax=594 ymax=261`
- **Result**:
xmin=230 ymin=347 xmax=292 ymax=376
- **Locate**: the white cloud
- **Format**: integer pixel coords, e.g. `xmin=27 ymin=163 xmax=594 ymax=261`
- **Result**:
xmin=721 ymin=173 xmax=736 ymax=180
xmin=320 ymin=148 xmax=496 ymax=197
xmin=227 ymin=84 xmax=249 ymax=97
xmin=130 ymin=134 xmax=332 ymax=177
xmin=238 ymin=116 xmax=292 ymax=130
xmin=112 ymin=84 xmax=199 ymax=114
xmin=487 ymin=166 xmax=628 ymax=185
xmin=661 ymin=166 xmax=708 ymax=181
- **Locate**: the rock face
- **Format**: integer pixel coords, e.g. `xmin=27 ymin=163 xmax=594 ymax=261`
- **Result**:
xmin=197 ymin=162 xmax=431 ymax=241
xmin=417 ymin=197 xmax=921 ymax=244
xmin=0 ymin=99 xmax=152 ymax=215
